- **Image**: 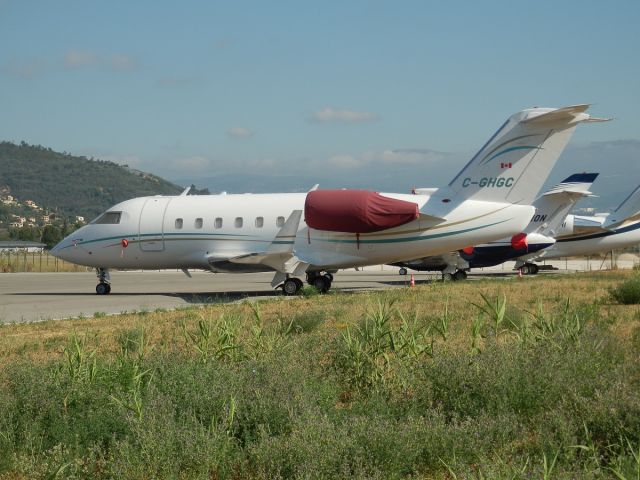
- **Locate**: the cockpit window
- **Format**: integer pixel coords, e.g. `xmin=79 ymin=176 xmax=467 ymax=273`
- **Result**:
xmin=94 ymin=211 xmax=122 ymax=224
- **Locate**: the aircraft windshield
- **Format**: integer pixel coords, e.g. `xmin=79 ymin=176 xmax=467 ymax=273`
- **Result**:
xmin=93 ymin=211 xmax=122 ymax=224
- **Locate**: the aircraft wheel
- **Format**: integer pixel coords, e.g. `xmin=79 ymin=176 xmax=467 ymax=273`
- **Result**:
xmin=283 ymin=278 xmax=301 ymax=296
xmin=528 ymin=263 xmax=539 ymax=275
xmin=399 ymin=267 xmax=408 ymax=276
xmin=453 ymin=270 xmax=467 ymax=281
xmin=313 ymin=276 xmax=330 ymax=293
xmin=96 ymin=283 xmax=110 ymax=295
xmin=325 ymin=273 xmax=334 ymax=282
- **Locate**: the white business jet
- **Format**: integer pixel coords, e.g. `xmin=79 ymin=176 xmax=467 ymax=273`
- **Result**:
xmin=531 ymin=182 xmax=640 ymax=262
xmin=51 ymin=104 xmax=605 ymax=294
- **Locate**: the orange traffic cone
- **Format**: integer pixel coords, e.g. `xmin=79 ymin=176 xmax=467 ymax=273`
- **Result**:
xmin=410 ymin=274 xmax=415 ymax=287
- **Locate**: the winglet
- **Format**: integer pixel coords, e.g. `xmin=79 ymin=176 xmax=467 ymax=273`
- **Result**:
xmin=267 ymin=210 xmax=302 ymax=254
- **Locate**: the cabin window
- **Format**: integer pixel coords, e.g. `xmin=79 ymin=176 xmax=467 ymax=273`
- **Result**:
xmin=276 ymin=216 xmax=285 ymax=227
xmin=255 ymin=217 xmax=264 ymax=228
xmin=235 ymin=217 xmax=243 ymax=228
xmin=195 ymin=218 xmax=203 ymax=229
xmin=94 ymin=211 xmax=122 ymax=224
xmin=214 ymin=217 xmax=223 ymax=229
xmin=175 ymin=218 xmax=183 ymax=229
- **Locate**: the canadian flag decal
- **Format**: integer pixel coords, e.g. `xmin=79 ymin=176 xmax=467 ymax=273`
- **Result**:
xmin=500 ymin=162 xmax=512 ymax=169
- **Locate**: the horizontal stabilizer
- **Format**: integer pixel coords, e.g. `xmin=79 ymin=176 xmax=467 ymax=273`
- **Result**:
xmin=542 ymin=172 xmax=598 ymax=197
xmin=522 ymin=104 xmax=591 ymax=125
xmin=527 ymin=173 xmax=598 ymax=236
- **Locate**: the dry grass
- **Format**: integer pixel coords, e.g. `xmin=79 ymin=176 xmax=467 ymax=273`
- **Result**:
xmin=1 ymin=270 xmax=637 ymax=366
xmin=0 ymin=252 xmax=88 ymax=272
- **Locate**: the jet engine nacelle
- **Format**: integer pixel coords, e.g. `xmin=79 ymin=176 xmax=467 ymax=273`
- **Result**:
xmin=556 ymin=214 xmax=575 ymax=237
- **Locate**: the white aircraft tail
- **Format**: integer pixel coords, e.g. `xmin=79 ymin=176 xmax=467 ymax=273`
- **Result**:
xmin=603 ymin=183 xmax=640 ymax=228
xmin=526 ymin=173 xmax=598 ymax=236
xmin=447 ymin=105 xmax=609 ymax=205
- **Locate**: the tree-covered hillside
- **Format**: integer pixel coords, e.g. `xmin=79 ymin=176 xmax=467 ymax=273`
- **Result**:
xmin=0 ymin=141 xmax=182 ymax=219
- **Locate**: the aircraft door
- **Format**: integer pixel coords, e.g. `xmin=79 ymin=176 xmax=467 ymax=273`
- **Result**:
xmin=139 ymin=198 xmax=171 ymax=251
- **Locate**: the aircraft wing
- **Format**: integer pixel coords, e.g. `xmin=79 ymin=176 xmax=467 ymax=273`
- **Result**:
xmin=223 ymin=210 xmax=310 ymax=286
xmin=572 ymin=214 xmax=607 ymax=235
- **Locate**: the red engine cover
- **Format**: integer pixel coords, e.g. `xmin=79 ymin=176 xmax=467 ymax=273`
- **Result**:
xmin=510 ymin=232 xmax=528 ymax=250
xmin=305 ymin=190 xmax=419 ymax=233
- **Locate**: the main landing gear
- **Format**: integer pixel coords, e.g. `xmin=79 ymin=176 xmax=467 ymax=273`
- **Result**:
xmin=518 ymin=263 xmax=539 ymax=275
xmin=280 ymin=271 xmax=333 ymax=295
xmin=442 ymin=269 xmax=468 ymax=281
xmin=96 ymin=267 xmax=111 ymax=295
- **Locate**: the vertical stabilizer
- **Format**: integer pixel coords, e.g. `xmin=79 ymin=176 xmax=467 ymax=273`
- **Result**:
xmin=526 ymin=173 xmax=598 ymax=236
xmin=603 ymin=183 xmax=640 ymax=228
xmin=447 ymin=105 xmax=609 ymax=204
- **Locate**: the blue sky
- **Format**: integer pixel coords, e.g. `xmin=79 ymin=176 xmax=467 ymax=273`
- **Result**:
xmin=1 ymin=0 xmax=639 ymax=199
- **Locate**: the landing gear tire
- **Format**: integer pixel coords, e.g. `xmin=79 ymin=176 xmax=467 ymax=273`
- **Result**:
xmin=306 ymin=272 xmax=318 ymax=286
xmin=399 ymin=267 xmax=408 ymax=276
xmin=313 ymin=275 xmax=331 ymax=293
xmin=96 ymin=282 xmax=111 ymax=295
xmin=282 ymin=278 xmax=302 ymax=296
xmin=527 ymin=263 xmax=539 ymax=275
xmin=453 ymin=270 xmax=467 ymax=281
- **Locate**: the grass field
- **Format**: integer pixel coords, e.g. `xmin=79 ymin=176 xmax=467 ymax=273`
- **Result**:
xmin=0 ymin=271 xmax=639 ymax=479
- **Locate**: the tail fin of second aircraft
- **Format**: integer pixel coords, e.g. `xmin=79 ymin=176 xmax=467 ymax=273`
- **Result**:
xmin=603 ymin=183 xmax=640 ymax=229
xmin=446 ymin=105 xmax=609 ymax=205
xmin=526 ymin=172 xmax=598 ymax=236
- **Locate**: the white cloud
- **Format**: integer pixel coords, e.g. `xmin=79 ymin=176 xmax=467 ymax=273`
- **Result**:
xmin=174 ymin=156 xmax=211 ymax=171
xmin=2 ymin=49 xmax=138 ymax=78
xmin=327 ymin=154 xmax=363 ymax=169
xmin=328 ymin=149 xmax=446 ymax=169
xmin=63 ymin=49 xmax=138 ymax=72
xmin=310 ymin=107 xmax=378 ymax=123
xmin=228 ymin=127 xmax=254 ymax=138
xmin=64 ymin=49 xmax=97 ymax=68
xmin=1 ymin=59 xmax=47 ymax=78
xmin=249 ymin=158 xmax=277 ymax=169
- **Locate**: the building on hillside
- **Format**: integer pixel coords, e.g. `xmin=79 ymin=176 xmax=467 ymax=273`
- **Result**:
xmin=75 ymin=216 xmax=85 ymax=223
xmin=0 ymin=241 xmax=46 ymax=252
xmin=1 ymin=195 xmax=16 ymax=205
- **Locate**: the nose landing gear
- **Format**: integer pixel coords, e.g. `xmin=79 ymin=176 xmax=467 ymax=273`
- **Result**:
xmin=96 ymin=267 xmax=111 ymax=295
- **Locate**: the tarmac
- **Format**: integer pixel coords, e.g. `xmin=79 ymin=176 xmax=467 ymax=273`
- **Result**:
xmin=0 ymin=259 xmax=634 ymax=323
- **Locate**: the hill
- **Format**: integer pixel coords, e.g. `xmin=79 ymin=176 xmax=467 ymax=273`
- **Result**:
xmin=0 ymin=141 xmax=182 ymax=220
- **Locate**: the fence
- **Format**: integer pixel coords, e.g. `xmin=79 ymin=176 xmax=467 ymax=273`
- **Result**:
xmin=0 ymin=251 xmax=90 ymax=273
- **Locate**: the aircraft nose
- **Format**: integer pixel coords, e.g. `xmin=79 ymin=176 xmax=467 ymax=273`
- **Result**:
xmin=50 ymin=239 xmax=69 ymax=260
